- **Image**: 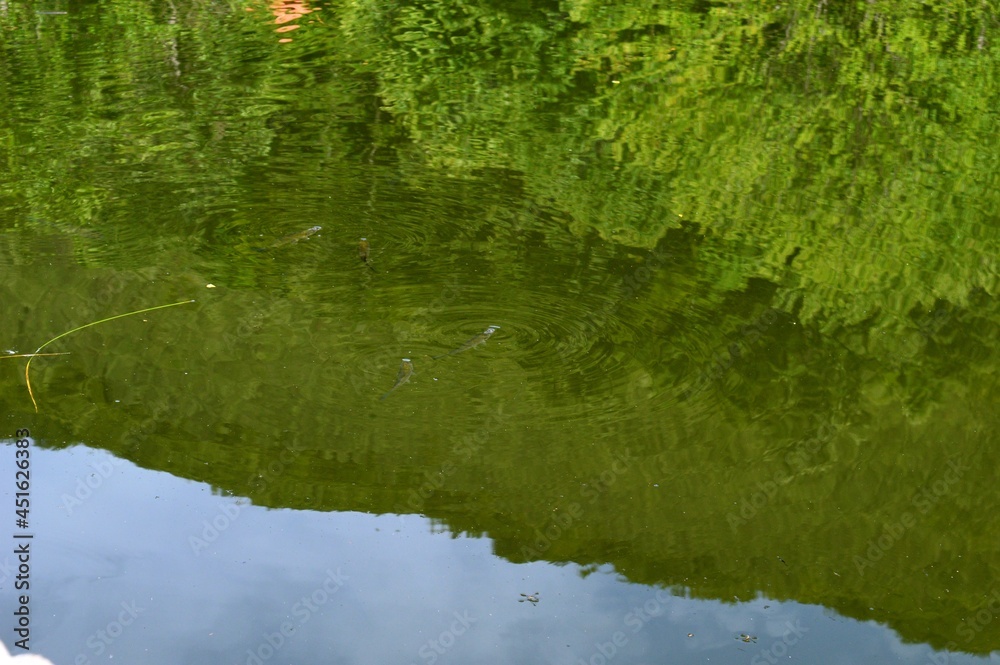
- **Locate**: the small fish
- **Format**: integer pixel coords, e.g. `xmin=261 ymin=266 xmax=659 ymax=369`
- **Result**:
xmin=379 ymin=358 xmax=414 ymax=400
xmin=433 ymin=326 xmax=500 ymax=359
xmin=255 ymin=226 xmax=321 ymax=251
xmin=358 ymin=237 xmax=376 ymax=271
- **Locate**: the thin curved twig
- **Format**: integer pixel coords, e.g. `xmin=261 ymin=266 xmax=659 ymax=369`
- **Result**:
xmin=25 ymin=299 xmax=195 ymax=412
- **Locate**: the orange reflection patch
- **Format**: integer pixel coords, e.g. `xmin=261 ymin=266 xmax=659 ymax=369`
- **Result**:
xmin=270 ymin=0 xmax=313 ymax=25
xmin=268 ymin=0 xmax=314 ymax=43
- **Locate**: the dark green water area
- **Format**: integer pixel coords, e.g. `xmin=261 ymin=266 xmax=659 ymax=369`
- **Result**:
xmin=0 ymin=1 xmax=998 ymax=663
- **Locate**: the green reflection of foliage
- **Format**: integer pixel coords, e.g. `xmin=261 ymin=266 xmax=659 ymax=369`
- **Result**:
xmin=345 ymin=0 xmax=998 ymax=335
xmin=0 ymin=0 xmax=371 ymax=252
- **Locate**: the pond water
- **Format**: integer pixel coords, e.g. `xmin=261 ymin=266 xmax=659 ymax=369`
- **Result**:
xmin=4 ymin=445 xmax=996 ymax=665
xmin=0 ymin=1 xmax=998 ymax=664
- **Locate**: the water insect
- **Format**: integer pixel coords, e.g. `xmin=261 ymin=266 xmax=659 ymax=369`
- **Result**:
xmin=519 ymin=592 xmax=539 ymax=605
xmin=433 ymin=326 xmax=500 ymax=360
xmin=380 ymin=358 xmax=414 ymax=400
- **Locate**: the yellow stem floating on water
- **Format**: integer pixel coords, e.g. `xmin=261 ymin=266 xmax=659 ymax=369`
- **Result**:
xmin=1 ymin=353 xmax=70 ymax=359
xmin=24 ymin=299 xmax=195 ymax=412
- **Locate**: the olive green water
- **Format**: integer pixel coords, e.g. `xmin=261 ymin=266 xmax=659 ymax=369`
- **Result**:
xmin=1 ymin=0 xmax=998 ymax=661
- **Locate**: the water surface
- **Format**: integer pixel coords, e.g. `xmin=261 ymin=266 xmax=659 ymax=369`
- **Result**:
xmin=0 ymin=0 xmax=997 ymax=663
